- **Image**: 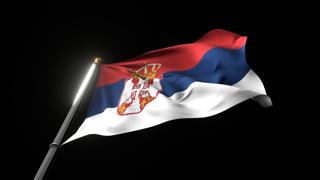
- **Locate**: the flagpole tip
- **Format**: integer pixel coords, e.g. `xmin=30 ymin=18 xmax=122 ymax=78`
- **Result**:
xmin=94 ymin=57 xmax=102 ymax=64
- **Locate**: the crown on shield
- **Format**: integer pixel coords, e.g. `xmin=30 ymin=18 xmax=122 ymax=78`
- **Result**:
xmin=129 ymin=63 xmax=161 ymax=81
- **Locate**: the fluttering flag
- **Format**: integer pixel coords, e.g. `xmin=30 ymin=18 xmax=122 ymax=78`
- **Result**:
xmin=65 ymin=29 xmax=271 ymax=143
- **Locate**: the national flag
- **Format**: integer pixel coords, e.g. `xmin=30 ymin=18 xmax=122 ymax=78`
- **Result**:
xmin=65 ymin=29 xmax=271 ymax=143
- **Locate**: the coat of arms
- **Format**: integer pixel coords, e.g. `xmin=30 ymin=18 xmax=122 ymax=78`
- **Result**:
xmin=117 ymin=63 xmax=162 ymax=115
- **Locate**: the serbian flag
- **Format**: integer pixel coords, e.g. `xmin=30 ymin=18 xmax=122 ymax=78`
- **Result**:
xmin=65 ymin=29 xmax=271 ymax=143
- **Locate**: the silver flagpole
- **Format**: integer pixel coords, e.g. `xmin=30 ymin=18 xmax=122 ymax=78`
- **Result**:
xmin=34 ymin=58 xmax=102 ymax=180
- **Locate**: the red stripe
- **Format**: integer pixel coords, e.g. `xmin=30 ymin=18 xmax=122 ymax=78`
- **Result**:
xmin=96 ymin=29 xmax=247 ymax=87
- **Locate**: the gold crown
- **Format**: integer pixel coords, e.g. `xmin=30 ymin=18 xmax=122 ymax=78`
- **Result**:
xmin=130 ymin=63 xmax=161 ymax=80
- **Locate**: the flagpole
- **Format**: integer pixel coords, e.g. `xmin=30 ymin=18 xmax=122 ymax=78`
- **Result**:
xmin=34 ymin=58 xmax=102 ymax=180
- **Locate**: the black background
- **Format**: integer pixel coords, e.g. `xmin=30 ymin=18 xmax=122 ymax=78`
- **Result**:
xmin=4 ymin=1 xmax=296 ymax=179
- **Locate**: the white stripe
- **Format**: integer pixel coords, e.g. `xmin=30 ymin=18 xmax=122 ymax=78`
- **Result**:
xmin=64 ymin=69 xmax=266 ymax=144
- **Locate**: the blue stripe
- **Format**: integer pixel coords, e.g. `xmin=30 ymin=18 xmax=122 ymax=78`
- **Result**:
xmin=160 ymin=47 xmax=250 ymax=97
xmin=87 ymin=79 xmax=125 ymax=117
xmin=87 ymin=47 xmax=249 ymax=117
